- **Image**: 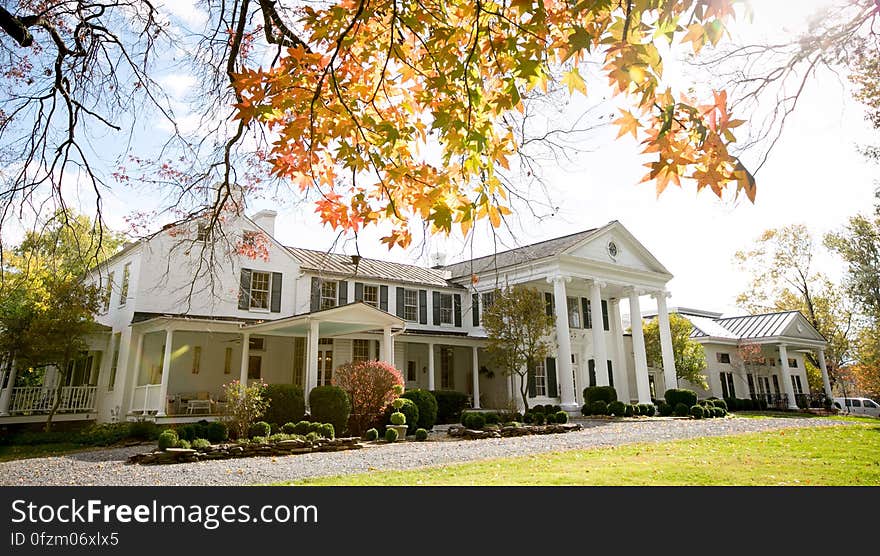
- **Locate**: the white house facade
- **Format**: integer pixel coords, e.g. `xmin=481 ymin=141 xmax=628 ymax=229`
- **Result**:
xmin=0 ymin=206 xmax=794 ymax=425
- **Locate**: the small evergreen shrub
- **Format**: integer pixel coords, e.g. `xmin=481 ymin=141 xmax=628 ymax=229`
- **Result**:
xmin=249 ymin=421 xmax=271 ymax=438
xmin=177 ymin=439 xmax=192 ymax=449
xmin=205 ymin=421 xmax=228 ymax=442
xmin=308 ymin=421 xmax=322 ymax=433
xmin=319 ymin=423 xmax=335 ymax=439
xmin=309 ymin=385 xmax=351 ymax=436
xmin=484 ymin=412 xmax=500 ymax=425
xmin=365 ymin=428 xmax=379 ymax=441
xmin=463 ymin=412 xmax=486 ymax=430
xmin=590 ymin=400 xmax=608 ymax=416
xmin=401 ymin=389 xmax=439 ymax=430
xmin=689 ymin=405 xmax=705 ymax=419
xmin=624 ymin=404 xmax=634 ymax=417
xmin=382 ymin=398 xmax=419 ymax=434
xmin=192 ymin=438 xmax=211 ymax=450
xmin=431 ymin=390 xmax=470 ymax=424
xmin=555 ymin=411 xmax=569 ymax=423
xmin=583 ymin=386 xmax=618 ymax=405
xmin=177 ymin=424 xmax=197 ymax=442
xmin=415 ymin=428 xmax=429 ymax=441
xmin=545 ymin=412 xmax=557 ymax=424
xmin=608 ymin=401 xmax=627 ymax=416
xmin=644 ymin=404 xmax=656 ymax=417
xmin=581 ymin=404 xmax=592 ymax=416
xmin=305 ymin=431 xmax=320 ymax=442
xmin=531 ymin=405 xmax=546 ymax=414
xmin=658 ymin=402 xmax=672 ymax=416
xmin=157 ymin=430 xmax=178 ymax=450
xmin=533 ymin=412 xmax=546 ymax=425
xmin=390 ymin=411 xmax=407 ymax=426
xmin=673 ymin=402 xmax=690 ymax=417
xmin=129 ymin=420 xmax=159 ymax=440
xmin=282 ymin=422 xmax=297 ymax=434
xmin=665 ymin=389 xmax=697 ymax=408
xmin=385 ymin=428 xmax=399 ymax=442
xmin=293 ymin=421 xmax=311 ymax=435
xmin=523 ymin=412 xmax=535 ymax=423
xmin=262 ymin=384 xmax=306 ymax=427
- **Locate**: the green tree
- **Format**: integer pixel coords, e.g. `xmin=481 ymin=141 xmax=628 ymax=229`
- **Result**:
xmin=642 ymin=313 xmax=708 ymax=390
xmin=482 ymin=287 xmax=555 ymax=413
xmin=825 ymin=215 xmax=880 ymax=323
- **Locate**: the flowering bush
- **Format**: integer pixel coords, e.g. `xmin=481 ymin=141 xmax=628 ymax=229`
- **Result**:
xmin=332 ymin=360 xmax=404 ymax=436
xmin=223 ymin=380 xmax=269 ymax=440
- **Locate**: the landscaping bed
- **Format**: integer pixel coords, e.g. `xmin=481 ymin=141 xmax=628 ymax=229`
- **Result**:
xmin=447 ymin=422 xmax=582 ymax=439
xmin=128 ymin=436 xmax=362 ymax=465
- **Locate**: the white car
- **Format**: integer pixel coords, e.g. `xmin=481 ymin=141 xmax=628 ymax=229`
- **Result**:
xmin=832 ymin=397 xmax=880 ymax=418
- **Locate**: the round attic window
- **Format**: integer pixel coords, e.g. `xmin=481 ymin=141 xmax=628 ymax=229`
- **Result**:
xmin=607 ymin=241 xmax=619 ymax=259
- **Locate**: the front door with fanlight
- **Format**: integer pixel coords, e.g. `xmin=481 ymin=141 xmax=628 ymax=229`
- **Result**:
xmin=317 ymin=339 xmax=334 ymax=385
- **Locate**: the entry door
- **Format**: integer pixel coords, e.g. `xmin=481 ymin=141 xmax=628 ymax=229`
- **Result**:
xmin=317 ymin=340 xmax=334 ymax=386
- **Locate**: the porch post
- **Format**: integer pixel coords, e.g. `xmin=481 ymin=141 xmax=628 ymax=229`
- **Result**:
xmin=629 ymin=290 xmax=652 ymax=404
xmin=127 ymin=332 xmax=145 ymax=415
xmin=305 ymin=320 xmax=319 ymax=411
xmin=0 ymin=361 xmax=18 ymax=416
xmin=654 ymin=290 xmax=678 ymax=392
xmin=778 ymin=344 xmax=799 ymax=410
xmin=239 ymin=332 xmax=250 ymax=392
xmin=589 ymin=279 xmax=609 ymax=386
xmin=609 ymin=298 xmax=631 ymax=402
xmin=383 ymin=326 xmax=394 ymax=366
xmin=817 ymin=348 xmax=832 ymax=399
xmin=427 ymin=343 xmax=435 ymax=391
xmin=471 ymin=346 xmax=480 ymax=409
xmin=549 ymin=275 xmax=576 ymax=409
xmin=156 ymin=328 xmax=174 ymax=417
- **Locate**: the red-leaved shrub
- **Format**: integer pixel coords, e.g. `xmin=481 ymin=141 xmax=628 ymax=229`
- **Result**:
xmin=332 ymin=360 xmax=404 ymax=436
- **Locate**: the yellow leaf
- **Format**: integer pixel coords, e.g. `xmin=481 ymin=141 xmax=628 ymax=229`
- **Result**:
xmin=562 ymin=67 xmax=587 ymax=96
xmin=613 ymin=109 xmax=641 ymax=139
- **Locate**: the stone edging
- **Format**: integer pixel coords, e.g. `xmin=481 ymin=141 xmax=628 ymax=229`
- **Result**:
xmin=447 ymin=422 xmax=582 ymax=439
xmin=128 ymin=437 xmax=362 ymax=465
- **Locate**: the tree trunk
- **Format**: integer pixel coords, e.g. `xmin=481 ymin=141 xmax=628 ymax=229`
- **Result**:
xmin=44 ymin=358 xmax=70 ymax=432
xmin=518 ymin=372 xmax=529 ymax=413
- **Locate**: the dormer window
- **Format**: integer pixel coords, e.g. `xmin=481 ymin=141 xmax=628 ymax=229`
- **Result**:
xmin=320 ymin=281 xmax=338 ymax=310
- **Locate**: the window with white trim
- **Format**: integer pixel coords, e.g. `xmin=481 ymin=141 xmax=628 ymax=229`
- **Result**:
xmin=533 ymin=359 xmax=547 ymax=397
xmin=717 ymin=352 xmax=731 ymax=364
xmin=320 ymin=280 xmax=337 ymax=310
xmin=362 ymin=284 xmax=379 ymax=308
xmin=250 ymin=271 xmax=271 ymax=309
xmin=119 ymin=263 xmax=131 ymax=307
xmin=788 ymin=358 xmax=798 ymax=368
xmin=102 ymin=272 xmax=114 ymax=313
xmin=439 ymin=293 xmax=453 ymax=325
xmin=403 ymin=289 xmax=418 ymax=322
xmin=353 ymin=339 xmax=370 ymax=362
xmin=108 ymin=332 xmax=120 ymax=391
xmin=567 ymin=297 xmax=581 ymax=328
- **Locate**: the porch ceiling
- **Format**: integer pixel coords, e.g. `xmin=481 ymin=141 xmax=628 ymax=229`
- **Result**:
xmin=241 ymin=302 xmax=406 ymax=338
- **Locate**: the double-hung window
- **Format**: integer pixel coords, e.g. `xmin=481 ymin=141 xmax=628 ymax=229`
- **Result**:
xmin=362 ymin=284 xmax=379 ymax=308
xmin=250 ymin=271 xmax=271 ymax=310
xmin=102 ymin=272 xmax=114 ymax=313
xmin=533 ymin=359 xmax=547 ymax=397
xmin=320 ymin=280 xmax=338 ymax=310
xmin=403 ymin=289 xmax=419 ymax=322
xmin=567 ymin=297 xmax=581 ymax=328
xmin=438 ymin=293 xmax=453 ymax=325
xmin=119 ymin=263 xmax=131 ymax=307
xmin=353 ymin=339 xmax=370 ymax=362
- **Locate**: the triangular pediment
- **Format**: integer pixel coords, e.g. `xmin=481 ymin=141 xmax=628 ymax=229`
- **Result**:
xmin=781 ymin=312 xmax=826 ymax=342
xmin=564 ymin=221 xmax=671 ymax=276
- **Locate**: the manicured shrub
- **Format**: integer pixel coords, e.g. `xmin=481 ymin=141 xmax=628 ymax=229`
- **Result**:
xmin=533 ymin=412 xmax=546 ymax=425
xmin=689 ymin=405 xmax=704 ymax=419
xmin=484 ymin=412 xmax=500 ymax=425
xmin=590 ymin=400 xmax=608 ymax=416
xmin=415 ymin=428 xmax=429 ymax=441
xmin=531 ymin=405 xmax=546 ymax=414
xmin=658 ymin=402 xmax=672 ymax=416
xmin=305 ymin=431 xmax=320 ymax=443
xmin=262 ymin=384 xmax=306 ymax=427
xmin=545 ymin=412 xmax=557 ymax=424
xmin=177 ymin=424 xmax=197 ymax=442
xmin=624 ymin=404 xmax=635 ymax=417
xmin=583 ymin=386 xmax=618 ymax=405
xmin=523 ymin=412 xmax=535 ymax=423
xmin=550 ymin=405 xmax=562 ymax=413
xmin=128 ymin=420 xmax=160 ymax=440
xmin=673 ymin=402 xmax=690 ymax=417
xmin=431 ymin=390 xmax=470 ymax=424
xmin=664 ymin=389 xmax=697 ymax=409
xmin=390 ymin=411 xmax=407 ymax=426
xmin=334 ymin=360 xmax=403 ymax=436
xmin=644 ymin=404 xmax=656 ymax=417
xmin=176 ymin=439 xmax=192 ymax=449
xmin=712 ymin=407 xmax=724 ymax=418
xmin=77 ymin=423 xmax=136 ymax=446
xmin=365 ymin=428 xmax=379 ymax=441
xmin=307 ymin=421 xmax=322 ymax=434
xmin=608 ymin=401 xmax=626 ymax=416
xmin=555 ymin=411 xmax=569 ymax=424
xmin=205 ymin=421 xmax=228 ymax=443
xmin=581 ymin=403 xmax=592 ymax=416
xmin=282 ymin=422 xmax=297 ymax=434
xmin=385 ymin=428 xmax=399 ymax=442
xmin=402 ymin=389 xmax=439 ymax=431
xmin=192 ymin=438 xmax=211 ymax=450
xmin=157 ymin=429 xmax=178 ymax=450
xmin=382 ymin=398 xmax=419 ymax=434
xmin=249 ymin=421 xmax=271 ymax=438
xmin=291 ymin=421 xmax=310 ymax=435
xmin=319 ymin=423 xmax=335 ymax=439
xmin=309 ymin=385 xmax=352 ymax=436
xmin=463 ymin=412 xmax=486 ymax=430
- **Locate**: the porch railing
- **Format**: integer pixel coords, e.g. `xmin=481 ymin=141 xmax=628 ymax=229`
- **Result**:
xmin=8 ymin=386 xmax=98 ymax=414
xmin=131 ymin=384 xmax=162 ymax=414
xmin=749 ymin=392 xmax=828 ymax=410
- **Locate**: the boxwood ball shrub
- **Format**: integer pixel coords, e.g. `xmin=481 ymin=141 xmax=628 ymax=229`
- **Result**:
xmin=390 ymin=411 xmax=407 ymax=425
xmin=292 ymin=421 xmax=311 ymax=435
xmin=309 ymin=385 xmax=352 ymax=436
xmin=608 ymin=401 xmax=626 ymax=416
xmin=365 ymin=428 xmax=379 ymax=441
xmin=401 ymin=389 xmax=438 ymax=430
xmin=665 ymin=389 xmax=698 ymax=409
xmin=712 ymin=399 xmax=728 ymax=411
xmin=581 ymin=403 xmax=592 ymax=416
xmin=415 ymin=428 xmax=429 ymax=441
xmin=533 ymin=412 xmax=546 ymax=425
xmin=484 ymin=412 xmax=500 ymax=425
xmin=463 ymin=412 xmax=486 ymax=430
xmin=192 ymin=438 xmax=211 ymax=450
xmin=590 ymin=400 xmax=608 ymax=416
xmin=524 ymin=412 xmax=535 ymax=423
xmin=205 ymin=421 xmax=228 ymax=443
xmin=305 ymin=431 xmax=320 ymax=442
xmin=383 ymin=398 xmax=419 ymax=434
xmin=308 ymin=421 xmax=323 ymax=434
xmin=176 ymin=439 xmax=192 ymax=449
xmin=281 ymin=422 xmax=297 ymax=434
xmin=545 ymin=412 xmax=557 ymax=424
xmin=158 ymin=429 xmax=178 ymax=450
xmin=583 ymin=386 xmax=618 ymax=405
xmin=644 ymin=404 xmax=656 ymax=417
xmin=658 ymin=402 xmax=672 ymax=416
xmin=431 ymin=390 xmax=470 ymax=424
xmin=249 ymin=421 xmax=271 ymax=439
xmin=319 ymin=423 xmax=335 ymax=439
xmin=555 ymin=411 xmax=569 ymax=424
xmin=262 ymin=384 xmax=306 ymax=427
xmin=673 ymin=402 xmax=690 ymax=417
xmin=689 ymin=405 xmax=705 ymax=419
xmin=385 ymin=427 xmax=399 ymax=442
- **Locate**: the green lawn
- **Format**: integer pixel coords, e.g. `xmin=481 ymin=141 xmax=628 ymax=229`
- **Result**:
xmin=288 ymin=424 xmax=880 ymax=486
xmin=733 ymin=411 xmax=879 ymax=423
xmin=0 ymin=442 xmax=94 ymax=463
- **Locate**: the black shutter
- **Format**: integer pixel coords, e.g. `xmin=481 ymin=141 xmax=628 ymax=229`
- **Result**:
xmin=310 ymin=277 xmax=320 ymax=312
xmin=601 ymin=300 xmax=610 ymax=330
xmin=582 ymin=298 xmax=592 ymax=329
xmin=354 ymin=282 xmax=364 ymax=302
xmin=238 ymin=268 xmax=252 ymax=310
xmin=527 ymin=362 xmax=536 ymax=398
xmin=453 ymin=294 xmax=462 ymax=327
xmin=588 ymin=359 xmax=596 ymax=388
xmin=338 ymin=280 xmax=348 ymax=305
xmin=395 ymin=287 xmax=405 ymax=318
xmin=606 ymin=360 xmax=614 ymax=387
xmin=545 ymin=292 xmax=553 ymax=316
xmin=721 ymin=373 xmax=729 ymax=399
xmin=547 ymin=357 xmax=558 ymax=398
xmin=432 ymin=292 xmax=441 ymax=325
xmin=380 ymin=285 xmax=388 ymax=311
xmin=270 ymin=272 xmax=282 ymax=313
xmin=472 ymin=294 xmax=480 ymax=326
xmin=419 ymin=290 xmax=428 ymax=324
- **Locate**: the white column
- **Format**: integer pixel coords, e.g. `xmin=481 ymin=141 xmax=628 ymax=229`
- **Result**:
xmin=589 ymin=279 xmax=609 ymax=386
xmin=817 ymin=349 xmax=832 ymax=399
xmin=549 ymin=275 xmax=576 ymax=409
xmin=305 ymin=320 xmax=319 ymax=410
xmin=629 ymin=290 xmax=652 ymax=404
xmin=238 ymin=331 xmax=251 ymax=393
xmin=427 ymin=343 xmax=435 ymax=390
xmin=127 ymin=332 xmax=145 ymax=415
xmin=655 ymin=290 xmax=678 ymax=391
xmin=778 ymin=345 xmax=799 ymax=409
xmin=609 ymin=298 xmax=631 ymax=402
xmin=0 ymin=361 xmax=18 ymax=416
xmin=156 ymin=328 xmax=174 ymax=417
xmin=471 ymin=346 xmax=481 ymax=408
xmin=383 ymin=326 xmax=394 ymax=366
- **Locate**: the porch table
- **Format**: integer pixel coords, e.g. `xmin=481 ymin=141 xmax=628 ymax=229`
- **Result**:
xmin=186 ymin=399 xmax=212 ymax=414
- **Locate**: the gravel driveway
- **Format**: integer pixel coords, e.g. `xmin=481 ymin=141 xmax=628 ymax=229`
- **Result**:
xmin=0 ymin=417 xmax=851 ymax=486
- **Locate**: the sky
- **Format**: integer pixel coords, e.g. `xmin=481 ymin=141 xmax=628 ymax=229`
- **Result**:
xmin=35 ymin=0 xmax=879 ymax=318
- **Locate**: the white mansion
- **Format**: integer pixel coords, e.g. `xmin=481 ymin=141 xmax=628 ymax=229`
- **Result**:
xmin=0 ymin=208 xmax=833 ymax=424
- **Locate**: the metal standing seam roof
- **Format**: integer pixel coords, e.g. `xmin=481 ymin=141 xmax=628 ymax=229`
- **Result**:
xmin=682 ymin=311 xmax=803 ymax=341
xmin=286 ymin=247 xmax=455 ymax=288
